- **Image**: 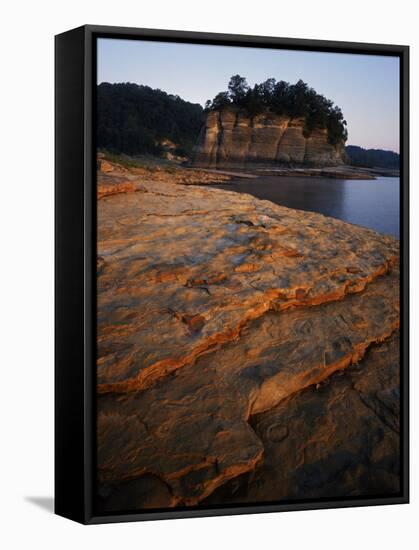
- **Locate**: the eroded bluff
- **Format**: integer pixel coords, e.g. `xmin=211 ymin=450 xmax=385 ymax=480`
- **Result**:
xmin=96 ymin=161 xmax=400 ymax=512
xmin=192 ymin=108 xmax=346 ymax=168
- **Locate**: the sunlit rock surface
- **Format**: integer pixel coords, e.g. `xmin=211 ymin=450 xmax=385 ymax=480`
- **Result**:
xmin=96 ymin=161 xmax=400 ymax=512
xmin=193 ymin=108 xmax=345 ymax=168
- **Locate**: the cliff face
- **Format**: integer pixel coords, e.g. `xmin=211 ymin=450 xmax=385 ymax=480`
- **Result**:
xmin=193 ymin=108 xmax=345 ymax=168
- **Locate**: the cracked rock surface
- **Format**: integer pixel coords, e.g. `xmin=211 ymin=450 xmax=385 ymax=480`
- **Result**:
xmin=96 ymin=161 xmax=400 ymax=512
xmin=204 ymin=332 xmax=400 ymax=504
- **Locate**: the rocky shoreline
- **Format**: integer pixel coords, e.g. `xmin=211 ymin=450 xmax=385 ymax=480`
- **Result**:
xmin=96 ymin=158 xmax=400 ymax=511
xmin=98 ymin=154 xmax=399 ymax=185
xmin=186 ymin=165 xmax=398 ymax=180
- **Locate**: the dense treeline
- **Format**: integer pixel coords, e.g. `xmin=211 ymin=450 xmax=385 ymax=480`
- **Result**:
xmin=97 ymin=83 xmax=204 ymax=156
xmin=205 ymin=75 xmax=348 ymax=145
xmin=346 ymin=145 xmax=400 ymax=169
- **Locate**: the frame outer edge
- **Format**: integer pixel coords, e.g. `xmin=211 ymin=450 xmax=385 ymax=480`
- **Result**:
xmin=60 ymin=26 xmax=409 ymax=524
xmin=84 ymin=25 xmax=94 ymax=524
xmin=54 ymin=25 xmax=87 ymax=524
xmin=401 ymin=45 xmax=410 ymax=502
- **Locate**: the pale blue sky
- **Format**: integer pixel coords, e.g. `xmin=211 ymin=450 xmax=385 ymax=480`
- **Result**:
xmin=97 ymin=38 xmax=400 ymax=153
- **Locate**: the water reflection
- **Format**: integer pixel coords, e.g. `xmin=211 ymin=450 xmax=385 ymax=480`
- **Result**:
xmin=215 ymin=176 xmax=399 ymax=239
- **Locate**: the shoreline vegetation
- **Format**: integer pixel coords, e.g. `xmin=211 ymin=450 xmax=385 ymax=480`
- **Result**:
xmin=96 ymin=156 xmax=400 ymax=511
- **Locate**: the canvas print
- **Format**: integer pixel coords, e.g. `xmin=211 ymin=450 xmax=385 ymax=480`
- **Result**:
xmin=95 ymin=38 xmax=400 ymax=513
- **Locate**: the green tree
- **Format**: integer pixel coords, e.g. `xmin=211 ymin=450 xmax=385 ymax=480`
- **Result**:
xmin=228 ymin=75 xmax=250 ymax=105
xmin=210 ymin=91 xmax=231 ymax=110
xmin=96 ymin=82 xmax=205 ymax=157
xmin=206 ymin=75 xmax=348 ymax=145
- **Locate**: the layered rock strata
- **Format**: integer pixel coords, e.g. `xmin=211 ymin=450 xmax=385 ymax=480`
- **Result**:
xmin=193 ymin=108 xmax=345 ymax=168
xmin=204 ymin=332 xmax=401 ymax=504
xmin=96 ymin=161 xmax=400 ymax=511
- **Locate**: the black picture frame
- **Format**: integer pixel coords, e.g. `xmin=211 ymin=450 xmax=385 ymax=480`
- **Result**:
xmin=55 ymin=24 xmax=409 ymax=524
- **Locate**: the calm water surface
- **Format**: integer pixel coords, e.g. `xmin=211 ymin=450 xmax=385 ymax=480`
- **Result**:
xmin=214 ymin=176 xmax=400 ymax=239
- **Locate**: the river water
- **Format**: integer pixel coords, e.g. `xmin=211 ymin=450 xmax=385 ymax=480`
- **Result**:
xmin=213 ymin=176 xmax=400 ymax=239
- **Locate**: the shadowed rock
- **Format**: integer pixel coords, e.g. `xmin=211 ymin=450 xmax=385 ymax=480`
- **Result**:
xmin=204 ymin=332 xmax=400 ymax=505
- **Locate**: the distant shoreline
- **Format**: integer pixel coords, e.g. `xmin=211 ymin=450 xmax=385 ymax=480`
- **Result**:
xmin=187 ymin=164 xmax=400 ymax=180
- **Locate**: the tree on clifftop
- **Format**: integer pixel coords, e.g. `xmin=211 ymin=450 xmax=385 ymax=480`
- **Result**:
xmin=205 ymin=75 xmax=348 ymax=146
xmin=206 ymin=91 xmax=231 ymax=110
xmin=228 ymin=75 xmax=250 ymax=105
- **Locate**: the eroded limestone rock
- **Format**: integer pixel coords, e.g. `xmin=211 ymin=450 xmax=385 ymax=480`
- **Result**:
xmin=96 ymin=161 xmax=399 ymax=512
xmin=204 ymin=332 xmax=401 ymax=505
xmin=97 ymin=169 xmax=398 ymax=393
xmin=193 ymin=108 xmax=345 ymax=168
